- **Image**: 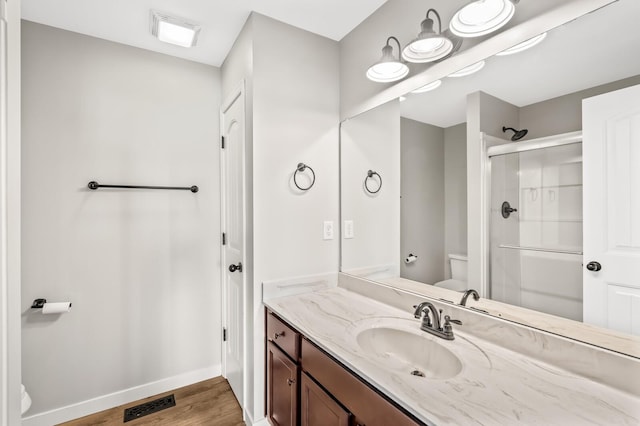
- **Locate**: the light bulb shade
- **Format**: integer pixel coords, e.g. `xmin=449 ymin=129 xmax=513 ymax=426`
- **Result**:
xmin=496 ymin=32 xmax=547 ymax=56
xmin=411 ymin=80 xmax=442 ymax=93
xmin=448 ymin=60 xmax=486 ymax=77
xmin=366 ymin=61 xmax=410 ymax=83
xmin=403 ymin=11 xmax=454 ymax=63
xmin=367 ymin=37 xmax=409 ymax=83
xmin=403 ymin=34 xmax=454 ymax=63
xmin=450 ymin=0 xmax=516 ymax=38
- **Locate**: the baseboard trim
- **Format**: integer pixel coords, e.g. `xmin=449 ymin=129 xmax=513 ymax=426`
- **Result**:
xmin=22 ymin=365 xmax=221 ymax=426
xmin=246 ymin=411 xmax=269 ymax=426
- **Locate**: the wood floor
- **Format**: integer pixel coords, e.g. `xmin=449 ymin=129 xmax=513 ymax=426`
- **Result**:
xmin=59 ymin=377 xmax=245 ymax=426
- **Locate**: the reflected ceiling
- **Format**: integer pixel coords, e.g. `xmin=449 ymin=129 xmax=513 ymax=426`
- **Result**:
xmin=401 ymin=1 xmax=640 ymax=128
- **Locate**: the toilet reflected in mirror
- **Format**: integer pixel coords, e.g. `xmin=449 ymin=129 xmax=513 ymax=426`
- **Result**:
xmin=434 ymin=255 xmax=468 ymax=291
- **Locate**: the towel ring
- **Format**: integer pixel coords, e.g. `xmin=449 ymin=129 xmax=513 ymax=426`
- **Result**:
xmin=364 ymin=170 xmax=382 ymax=194
xmin=294 ymin=163 xmax=315 ymax=191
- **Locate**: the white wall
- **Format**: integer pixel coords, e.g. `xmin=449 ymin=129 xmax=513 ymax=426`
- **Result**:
xmin=341 ymin=101 xmax=400 ymax=277
xmin=221 ymin=13 xmax=340 ymax=423
xmin=1 ymin=0 xmax=22 ymax=423
xmin=444 ymin=123 xmax=467 ymax=278
xmin=400 ymin=118 xmax=444 ymax=283
xmin=21 ymin=22 xmax=221 ymax=422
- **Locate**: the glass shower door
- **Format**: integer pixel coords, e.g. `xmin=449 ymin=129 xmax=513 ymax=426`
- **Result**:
xmin=490 ymin=143 xmax=584 ymax=321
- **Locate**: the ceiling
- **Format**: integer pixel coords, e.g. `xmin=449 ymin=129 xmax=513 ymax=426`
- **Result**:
xmin=400 ymin=0 xmax=640 ymax=128
xmin=21 ymin=0 xmax=387 ymax=67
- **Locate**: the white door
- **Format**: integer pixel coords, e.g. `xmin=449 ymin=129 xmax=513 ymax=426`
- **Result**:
xmin=221 ymin=84 xmax=246 ymax=405
xmin=583 ymin=84 xmax=640 ymax=336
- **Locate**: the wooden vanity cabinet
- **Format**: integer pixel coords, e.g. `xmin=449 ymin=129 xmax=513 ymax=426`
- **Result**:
xmin=266 ymin=312 xmax=301 ymax=426
xmin=267 ymin=341 xmax=299 ymax=426
xmin=301 ymin=339 xmax=420 ymax=426
xmin=266 ymin=309 xmax=422 ymax=426
xmin=300 ymin=372 xmax=350 ymax=426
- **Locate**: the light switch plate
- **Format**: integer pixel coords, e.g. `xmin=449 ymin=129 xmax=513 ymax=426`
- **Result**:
xmin=344 ymin=220 xmax=354 ymax=239
xmin=323 ymin=221 xmax=334 ymax=240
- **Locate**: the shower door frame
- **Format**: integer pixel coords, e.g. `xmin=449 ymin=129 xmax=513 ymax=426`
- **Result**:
xmin=481 ymin=130 xmax=583 ymax=299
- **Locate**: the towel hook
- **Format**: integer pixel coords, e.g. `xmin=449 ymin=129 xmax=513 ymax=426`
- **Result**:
xmin=364 ymin=170 xmax=382 ymax=194
xmin=294 ymin=163 xmax=315 ymax=191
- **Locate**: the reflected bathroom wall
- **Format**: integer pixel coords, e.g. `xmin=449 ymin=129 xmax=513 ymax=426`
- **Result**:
xmin=341 ymin=100 xmax=400 ymax=278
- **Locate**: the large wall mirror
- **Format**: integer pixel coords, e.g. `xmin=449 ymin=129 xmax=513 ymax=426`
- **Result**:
xmin=340 ymin=0 xmax=640 ymax=357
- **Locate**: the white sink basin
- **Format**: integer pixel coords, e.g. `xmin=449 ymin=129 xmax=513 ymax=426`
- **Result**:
xmin=356 ymin=321 xmax=463 ymax=380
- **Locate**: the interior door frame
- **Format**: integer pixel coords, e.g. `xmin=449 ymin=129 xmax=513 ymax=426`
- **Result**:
xmin=219 ymin=80 xmax=247 ymax=414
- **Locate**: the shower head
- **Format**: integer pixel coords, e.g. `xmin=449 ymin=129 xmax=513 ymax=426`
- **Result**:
xmin=502 ymin=126 xmax=528 ymax=141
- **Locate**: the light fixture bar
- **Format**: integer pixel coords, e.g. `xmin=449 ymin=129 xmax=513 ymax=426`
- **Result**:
xmin=151 ymin=10 xmax=201 ymax=48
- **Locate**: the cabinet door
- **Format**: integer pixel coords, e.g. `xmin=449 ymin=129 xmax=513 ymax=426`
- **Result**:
xmin=301 ymin=373 xmax=350 ymax=426
xmin=267 ymin=341 xmax=299 ymax=426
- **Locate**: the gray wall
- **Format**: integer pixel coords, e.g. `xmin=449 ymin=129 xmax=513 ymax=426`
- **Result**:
xmin=520 ymin=75 xmax=640 ymax=139
xmin=444 ymin=123 xmax=467 ymax=277
xmin=341 ymin=101 xmax=400 ymax=277
xmin=400 ymin=118 xmax=444 ymax=283
xmin=21 ymin=21 xmax=221 ymax=417
xmin=222 ymin=13 xmax=340 ymax=422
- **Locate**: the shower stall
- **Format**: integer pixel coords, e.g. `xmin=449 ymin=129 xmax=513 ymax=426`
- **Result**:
xmin=487 ymin=132 xmax=583 ymax=321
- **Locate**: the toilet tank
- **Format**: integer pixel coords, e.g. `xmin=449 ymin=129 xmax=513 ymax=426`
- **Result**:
xmin=449 ymin=254 xmax=468 ymax=282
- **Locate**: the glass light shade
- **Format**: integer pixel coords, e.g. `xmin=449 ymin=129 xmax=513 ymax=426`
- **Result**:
xmin=448 ymin=60 xmax=486 ymax=77
xmin=496 ymin=32 xmax=547 ymax=56
xmin=367 ymin=42 xmax=409 ymax=83
xmin=366 ymin=61 xmax=410 ymax=83
xmin=151 ymin=10 xmax=201 ymax=48
xmin=450 ymin=0 xmax=515 ymax=38
xmin=403 ymin=35 xmax=454 ymax=63
xmin=411 ymin=80 xmax=442 ymax=93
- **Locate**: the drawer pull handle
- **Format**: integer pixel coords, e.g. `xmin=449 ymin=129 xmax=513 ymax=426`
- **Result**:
xmin=356 ymin=423 xmax=366 ymax=426
xmin=274 ymin=331 xmax=285 ymax=340
xmin=287 ymin=378 xmax=295 ymax=386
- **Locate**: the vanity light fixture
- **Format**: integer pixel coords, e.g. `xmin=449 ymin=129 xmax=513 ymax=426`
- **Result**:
xmin=151 ymin=10 xmax=201 ymax=48
xmin=410 ymin=80 xmax=442 ymax=94
xmin=448 ymin=60 xmax=486 ymax=77
xmin=402 ymin=9 xmax=454 ymax=63
xmin=496 ymin=32 xmax=547 ymax=56
xmin=450 ymin=0 xmax=519 ymax=38
xmin=366 ymin=36 xmax=409 ymax=83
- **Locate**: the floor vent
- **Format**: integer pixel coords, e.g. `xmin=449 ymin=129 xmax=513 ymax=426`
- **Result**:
xmin=123 ymin=394 xmax=176 ymax=422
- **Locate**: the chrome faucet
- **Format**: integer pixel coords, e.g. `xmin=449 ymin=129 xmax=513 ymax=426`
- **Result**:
xmin=413 ymin=301 xmax=461 ymax=340
xmin=460 ymin=289 xmax=480 ymax=306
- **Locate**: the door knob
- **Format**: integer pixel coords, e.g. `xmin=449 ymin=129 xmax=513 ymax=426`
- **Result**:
xmin=586 ymin=261 xmax=602 ymax=272
xmin=228 ymin=262 xmax=243 ymax=273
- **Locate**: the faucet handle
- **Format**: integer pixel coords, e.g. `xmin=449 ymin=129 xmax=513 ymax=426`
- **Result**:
xmin=444 ymin=315 xmax=462 ymax=326
xmin=442 ymin=315 xmax=461 ymax=336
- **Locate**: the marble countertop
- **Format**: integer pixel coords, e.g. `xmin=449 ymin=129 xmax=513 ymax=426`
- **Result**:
xmin=264 ymin=286 xmax=640 ymax=425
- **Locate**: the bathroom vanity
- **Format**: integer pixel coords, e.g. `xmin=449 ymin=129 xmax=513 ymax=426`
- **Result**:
xmin=266 ymin=310 xmax=420 ymax=426
xmin=263 ymin=274 xmax=640 ymax=426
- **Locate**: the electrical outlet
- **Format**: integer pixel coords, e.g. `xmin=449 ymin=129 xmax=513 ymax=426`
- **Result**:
xmin=344 ymin=220 xmax=354 ymax=239
xmin=323 ymin=221 xmax=334 ymax=240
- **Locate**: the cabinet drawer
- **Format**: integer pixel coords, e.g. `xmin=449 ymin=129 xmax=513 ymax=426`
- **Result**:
xmin=301 ymin=339 xmax=421 ymax=426
xmin=267 ymin=311 xmax=300 ymax=361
